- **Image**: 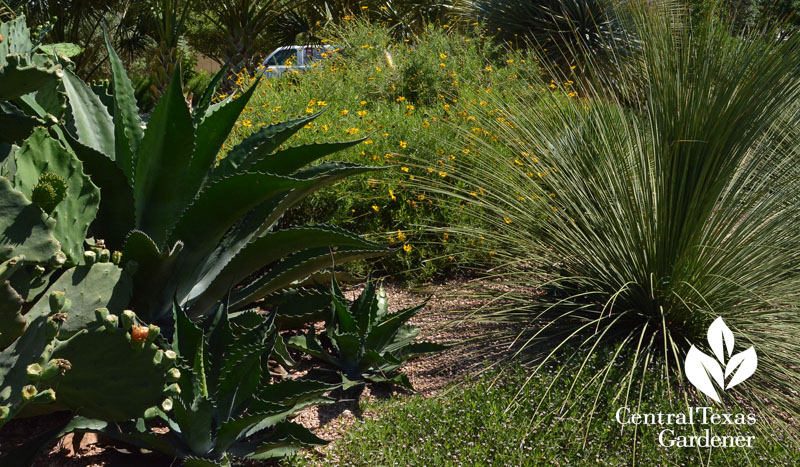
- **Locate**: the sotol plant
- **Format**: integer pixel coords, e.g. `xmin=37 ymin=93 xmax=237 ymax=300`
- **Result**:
xmin=418 ymin=1 xmax=800 ymax=446
xmin=289 ymin=276 xmax=447 ymax=392
xmin=64 ymin=303 xmax=337 ymax=466
xmin=57 ymin=29 xmax=392 ymax=326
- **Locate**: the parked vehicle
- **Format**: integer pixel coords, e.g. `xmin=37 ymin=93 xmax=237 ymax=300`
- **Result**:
xmin=259 ymin=45 xmax=336 ymax=77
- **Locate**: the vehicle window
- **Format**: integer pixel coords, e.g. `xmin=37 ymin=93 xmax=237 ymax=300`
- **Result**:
xmin=305 ymin=47 xmax=328 ymax=62
xmin=265 ymin=49 xmax=296 ymax=67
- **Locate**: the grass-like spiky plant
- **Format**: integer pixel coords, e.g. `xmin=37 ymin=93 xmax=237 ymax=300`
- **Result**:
xmin=417 ymin=2 xmax=800 ymax=450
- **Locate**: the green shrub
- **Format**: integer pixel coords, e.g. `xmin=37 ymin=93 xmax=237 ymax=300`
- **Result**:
xmin=229 ymin=18 xmax=548 ymax=282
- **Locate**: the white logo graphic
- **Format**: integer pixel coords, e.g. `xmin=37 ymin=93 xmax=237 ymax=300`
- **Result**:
xmin=684 ymin=317 xmax=757 ymax=403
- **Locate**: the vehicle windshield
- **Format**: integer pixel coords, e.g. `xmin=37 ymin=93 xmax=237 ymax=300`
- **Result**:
xmin=265 ymin=49 xmax=296 ymax=67
xmin=304 ymin=47 xmax=326 ymax=63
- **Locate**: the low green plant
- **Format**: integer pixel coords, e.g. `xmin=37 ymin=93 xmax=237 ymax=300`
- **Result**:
xmin=288 ymin=276 xmax=446 ymax=393
xmin=290 ymin=359 xmax=800 ymax=466
xmin=64 ymin=303 xmax=337 ymax=466
xmin=417 ymin=1 xmax=800 ymax=445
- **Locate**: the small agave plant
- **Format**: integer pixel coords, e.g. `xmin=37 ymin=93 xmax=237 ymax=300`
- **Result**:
xmin=64 ymin=303 xmax=337 ymax=466
xmin=288 ymin=276 xmax=447 ymax=393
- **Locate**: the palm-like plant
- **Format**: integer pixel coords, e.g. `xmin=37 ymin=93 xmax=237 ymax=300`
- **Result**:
xmin=418 ymin=2 xmax=800 ymax=447
xmin=200 ymin=0 xmax=303 ymax=77
xmin=456 ymin=0 xmax=631 ymax=68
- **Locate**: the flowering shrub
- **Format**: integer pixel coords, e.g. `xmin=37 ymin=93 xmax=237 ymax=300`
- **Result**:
xmin=225 ymin=19 xmax=565 ymax=281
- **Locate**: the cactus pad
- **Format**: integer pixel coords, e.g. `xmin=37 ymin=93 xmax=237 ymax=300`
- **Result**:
xmin=10 ymin=128 xmax=100 ymax=265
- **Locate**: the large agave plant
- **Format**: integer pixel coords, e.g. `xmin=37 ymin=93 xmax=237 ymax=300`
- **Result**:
xmin=63 ymin=303 xmax=336 ymax=466
xmin=57 ymin=31 xmax=392 ymax=325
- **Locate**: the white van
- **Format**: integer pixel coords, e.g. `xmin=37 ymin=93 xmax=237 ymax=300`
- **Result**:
xmin=259 ymin=45 xmax=336 ymax=78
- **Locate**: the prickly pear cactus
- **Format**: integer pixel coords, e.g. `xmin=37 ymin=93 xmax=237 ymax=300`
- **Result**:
xmin=0 ymin=256 xmax=26 ymax=348
xmin=0 ymin=16 xmax=63 ymax=103
xmin=25 ymin=260 xmax=132 ymax=337
xmin=6 ymin=128 xmax=100 ymax=265
xmin=0 ymin=292 xmax=179 ymax=427
xmin=0 ymin=310 xmax=62 ymax=427
xmin=0 ymin=176 xmax=61 ymax=264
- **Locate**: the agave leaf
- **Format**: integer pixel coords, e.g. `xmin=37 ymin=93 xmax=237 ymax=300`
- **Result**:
xmin=332 ymin=291 xmax=357 ymax=334
xmin=211 ymin=111 xmax=324 ymax=181
xmin=365 ymin=372 xmax=412 ymax=390
xmin=255 ymin=379 xmax=338 ymax=406
xmin=394 ymin=342 xmax=450 ymax=360
xmin=358 ymin=349 xmax=400 ymax=374
xmin=190 ymin=164 xmax=385 ymax=310
xmin=381 ymin=324 xmax=420 ymax=353
xmin=185 ymin=226 xmax=388 ymax=316
xmin=206 ymin=303 xmax=234 ymax=385
xmin=173 ymin=301 xmax=203 ymax=366
xmin=365 ymin=303 xmax=426 ymax=352
xmin=286 ymin=334 xmax=329 ymax=362
xmin=247 ymin=139 xmax=365 ymax=176
xmin=173 ymin=397 xmax=216 ymax=457
xmin=193 ymin=62 xmax=230 ymax=121
xmin=216 ymin=410 xmax=284 ymax=453
xmin=62 ymin=69 xmax=115 ymax=158
xmin=216 ymin=342 xmax=269 ymax=418
xmin=122 ymin=230 xmax=183 ymax=323
xmin=168 ymin=172 xmax=316 ymax=272
xmin=352 ymin=278 xmax=377 ymax=336
xmin=272 ymin=333 xmax=298 ymax=368
xmin=103 ymin=28 xmax=142 ymax=185
xmin=134 ymin=63 xmax=195 ymax=247
xmin=240 ymin=421 xmax=327 ymax=460
xmin=228 ymin=246 xmax=393 ymax=313
xmin=62 ymin=133 xmax=134 ymax=248
xmin=188 ymin=82 xmax=259 ymax=197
